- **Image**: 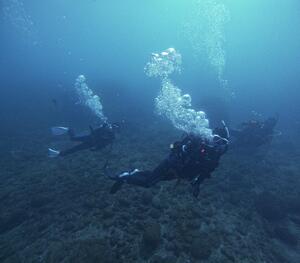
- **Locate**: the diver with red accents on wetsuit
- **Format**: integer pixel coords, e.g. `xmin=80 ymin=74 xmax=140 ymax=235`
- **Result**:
xmin=109 ymin=121 xmax=229 ymax=197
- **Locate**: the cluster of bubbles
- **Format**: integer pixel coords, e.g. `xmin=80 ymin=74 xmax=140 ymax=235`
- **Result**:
xmin=144 ymin=48 xmax=182 ymax=79
xmin=145 ymin=48 xmax=213 ymax=139
xmin=2 ymin=0 xmax=38 ymax=45
xmin=74 ymin=75 xmax=107 ymax=122
xmin=156 ymin=80 xmax=212 ymax=138
xmin=205 ymin=1 xmax=230 ymax=87
xmin=183 ymin=0 xmax=232 ymax=96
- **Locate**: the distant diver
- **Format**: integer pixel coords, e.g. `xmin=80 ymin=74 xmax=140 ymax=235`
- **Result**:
xmin=230 ymin=116 xmax=279 ymax=147
xmin=48 ymin=123 xmax=119 ymax=157
xmin=109 ymin=121 xmax=229 ymax=197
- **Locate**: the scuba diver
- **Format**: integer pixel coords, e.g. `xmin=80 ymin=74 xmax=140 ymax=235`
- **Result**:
xmin=230 ymin=116 xmax=279 ymax=147
xmin=109 ymin=121 xmax=229 ymax=197
xmin=48 ymin=123 xmax=119 ymax=157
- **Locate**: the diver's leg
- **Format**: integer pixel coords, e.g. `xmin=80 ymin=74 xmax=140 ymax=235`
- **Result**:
xmin=110 ymin=170 xmax=159 ymax=194
xmin=68 ymin=129 xmax=90 ymax=143
xmin=110 ymin=159 xmax=175 ymax=193
xmin=124 ymin=159 xmax=175 ymax=187
xmin=59 ymin=143 xmax=90 ymax=157
xmin=124 ymin=171 xmax=154 ymax=187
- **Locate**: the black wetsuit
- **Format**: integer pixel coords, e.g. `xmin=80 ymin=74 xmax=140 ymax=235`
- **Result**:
xmin=60 ymin=124 xmax=115 ymax=157
xmin=230 ymin=117 xmax=278 ymax=147
xmin=111 ymin=132 xmax=228 ymax=197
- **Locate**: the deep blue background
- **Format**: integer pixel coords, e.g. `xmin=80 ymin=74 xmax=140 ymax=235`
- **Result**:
xmin=0 ymin=0 xmax=299 ymax=136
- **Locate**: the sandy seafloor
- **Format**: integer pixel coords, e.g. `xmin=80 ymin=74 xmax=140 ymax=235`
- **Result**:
xmin=0 ymin=120 xmax=300 ymax=263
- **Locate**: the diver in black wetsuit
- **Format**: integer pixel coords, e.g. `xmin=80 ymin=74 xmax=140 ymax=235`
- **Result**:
xmin=109 ymin=121 xmax=229 ymax=197
xmin=48 ymin=123 xmax=119 ymax=157
xmin=230 ymin=116 xmax=279 ymax=147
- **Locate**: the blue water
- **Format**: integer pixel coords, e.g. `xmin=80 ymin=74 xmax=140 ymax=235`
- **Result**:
xmin=0 ymin=1 xmax=300 ymax=262
xmin=1 ymin=0 xmax=299 ymax=132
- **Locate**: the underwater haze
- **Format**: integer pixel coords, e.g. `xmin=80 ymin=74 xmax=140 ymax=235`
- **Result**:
xmin=0 ymin=0 xmax=300 ymax=262
xmin=1 ymin=0 xmax=299 ymax=131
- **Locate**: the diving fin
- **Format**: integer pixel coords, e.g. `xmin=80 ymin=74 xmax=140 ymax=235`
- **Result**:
xmin=51 ymin=126 xmax=69 ymax=136
xmin=48 ymin=148 xmax=60 ymax=158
